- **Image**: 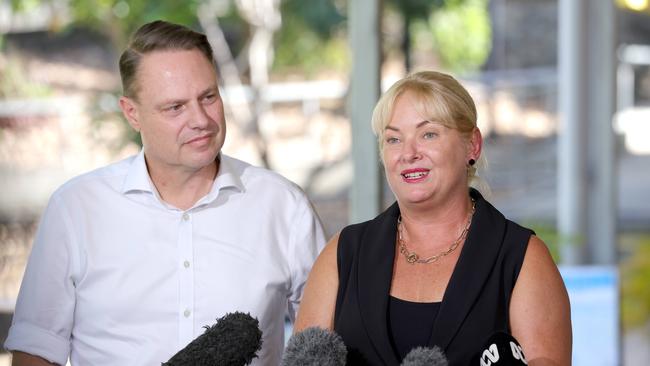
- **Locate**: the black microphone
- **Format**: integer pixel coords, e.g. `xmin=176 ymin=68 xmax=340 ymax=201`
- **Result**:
xmin=474 ymin=332 xmax=528 ymax=366
xmin=401 ymin=346 xmax=449 ymax=366
xmin=163 ymin=312 xmax=263 ymax=366
xmin=280 ymin=327 xmax=347 ymax=366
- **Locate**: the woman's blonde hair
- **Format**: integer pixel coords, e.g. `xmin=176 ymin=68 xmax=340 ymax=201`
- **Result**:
xmin=371 ymin=70 xmax=488 ymax=193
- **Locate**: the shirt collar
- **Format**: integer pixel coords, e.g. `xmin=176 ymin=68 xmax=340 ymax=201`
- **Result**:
xmin=203 ymin=154 xmax=245 ymax=202
xmin=121 ymin=149 xmax=155 ymax=194
xmin=121 ymin=150 xmax=245 ymax=204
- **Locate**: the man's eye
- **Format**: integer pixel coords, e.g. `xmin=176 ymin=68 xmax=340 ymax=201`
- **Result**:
xmin=203 ymin=94 xmax=217 ymax=103
xmin=166 ymin=104 xmax=183 ymax=112
xmin=423 ymin=132 xmax=437 ymax=139
xmin=386 ymin=137 xmax=399 ymax=144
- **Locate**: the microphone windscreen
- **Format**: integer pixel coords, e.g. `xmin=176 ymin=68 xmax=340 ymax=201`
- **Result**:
xmin=475 ymin=331 xmax=528 ymax=365
xmin=164 ymin=312 xmax=263 ymax=366
xmin=401 ymin=346 xmax=449 ymax=366
xmin=280 ymin=327 xmax=347 ymax=366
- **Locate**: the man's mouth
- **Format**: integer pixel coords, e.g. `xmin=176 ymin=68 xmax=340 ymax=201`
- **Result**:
xmin=186 ymin=134 xmax=213 ymax=144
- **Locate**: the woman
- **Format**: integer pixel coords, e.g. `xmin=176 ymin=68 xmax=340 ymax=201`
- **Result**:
xmin=294 ymin=71 xmax=571 ymax=365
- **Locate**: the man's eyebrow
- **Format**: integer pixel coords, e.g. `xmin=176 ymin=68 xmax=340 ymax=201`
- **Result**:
xmin=154 ymin=86 xmax=219 ymax=109
xmin=155 ymin=98 xmax=188 ymax=110
xmin=199 ymin=85 xmax=219 ymax=98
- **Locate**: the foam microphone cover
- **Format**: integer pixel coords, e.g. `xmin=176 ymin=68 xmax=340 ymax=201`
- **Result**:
xmin=163 ymin=312 xmax=263 ymax=366
xmin=280 ymin=327 xmax=347 ymax=366
xmin=475 ymin=331 xmax=528 ymax=365
xmin=401 ymin=346 xmax=449 ymax=366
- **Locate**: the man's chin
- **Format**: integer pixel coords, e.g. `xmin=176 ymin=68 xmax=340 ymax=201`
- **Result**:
xmin=183 ymin=151 xmax=220 ymax=170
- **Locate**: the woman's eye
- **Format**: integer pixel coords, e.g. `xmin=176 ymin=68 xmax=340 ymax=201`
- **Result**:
xmin=386 ymin=137 xmax=399 ymax=144
xmin=423 ymin=132 xmax=437 ymax=139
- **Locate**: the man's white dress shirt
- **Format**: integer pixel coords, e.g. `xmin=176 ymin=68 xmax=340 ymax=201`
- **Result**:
xmin=5 ymin=151 xmax=326 ymax=365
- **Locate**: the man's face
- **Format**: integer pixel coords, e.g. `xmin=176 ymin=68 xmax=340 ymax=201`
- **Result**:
xmin=120 ymin=49 xmax=226 ymax=175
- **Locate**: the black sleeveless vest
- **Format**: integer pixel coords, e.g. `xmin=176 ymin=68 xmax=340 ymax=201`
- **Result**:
xmin=333 ymin=190 xmax=532 ymax=365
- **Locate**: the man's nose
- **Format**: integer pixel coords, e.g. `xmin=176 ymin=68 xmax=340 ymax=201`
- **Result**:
xmin=188 ymin=103 xmax=211 ymax=129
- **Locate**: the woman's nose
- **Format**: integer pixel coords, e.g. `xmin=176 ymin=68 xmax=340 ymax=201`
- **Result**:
xmin=401 ymin=140 xmax=421 ymax=162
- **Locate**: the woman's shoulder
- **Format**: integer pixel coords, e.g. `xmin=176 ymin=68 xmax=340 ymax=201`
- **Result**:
xmin=474 ymin=189 xmax=534 ymax=249
xmin=339 ymin=220 xmax=372 ymax=243
xmin=337 ymin=221 xmax=370 ymax=260
xmin=340 ymin=202 xmax=400 ymax=237
xmin=337 ymin=203 xmax=399 ymax=265
xmin=472 ymin=195 xmax=535 ymax=277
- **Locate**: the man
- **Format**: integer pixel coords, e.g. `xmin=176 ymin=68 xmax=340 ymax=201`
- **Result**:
xmin=5 ymin=20 xmax=326 ymax=365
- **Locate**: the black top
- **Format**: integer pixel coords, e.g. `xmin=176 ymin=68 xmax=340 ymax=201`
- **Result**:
xmin=388 ymin=297 xmax=440 ymax=361
xmin=333 ymin=189 xmax=532 ymax=366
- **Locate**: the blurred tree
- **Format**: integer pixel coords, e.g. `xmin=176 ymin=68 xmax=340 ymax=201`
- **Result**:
xmin=622 ymin=236 xmax=650 ymax=329
xmin=0 ymin=58 xmax=52 ymax=99
xmin=429 ymin=0 xmax=491 ymax=73
xmin=273 ymin=0 xmax=346 ymax=76
xmin=6 ymin=0 xmax=247 ymax=57
xmin=9 ymin=0 xmax=43 ymax=12
xmin=386 ymin=0 xmax=443 ymax=71
xmin=386 ymin=0 xmax=491 ymax=73
xmin=65 ymin=0 xmax=252 ymax=55
xmin=6 ymin=0 xmax=491 ymax=76
xmin=66 ymin=0 xmax=201 ymax=46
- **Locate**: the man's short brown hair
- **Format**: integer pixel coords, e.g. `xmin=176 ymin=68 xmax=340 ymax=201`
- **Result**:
xmin=119 ymin=20 xmax=215 ymax=99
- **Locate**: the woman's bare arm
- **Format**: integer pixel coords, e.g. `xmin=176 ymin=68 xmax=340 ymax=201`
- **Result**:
xmin=510 ymin=235 xmax=572 ymax=366
xmin=294 ymin=233 xmax=340 ymax=332
xmin=11 ymin=351 xmax=58 ymax=366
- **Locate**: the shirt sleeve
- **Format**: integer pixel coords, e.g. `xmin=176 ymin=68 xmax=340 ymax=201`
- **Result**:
xmin=286 ymin=194 xmax=327 ymax=322
xmin=4 ymin=194 xmax=77 ymax=365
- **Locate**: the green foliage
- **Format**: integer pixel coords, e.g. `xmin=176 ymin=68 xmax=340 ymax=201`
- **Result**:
xmin=10 ymin=0 xmax=42 ymax=12
xmin=525 ymin=223 xmax=561 ymax=262
xmin=387 ymin=0 xmax=444 ymax=20
xmin=280 ymin=0 xmax=345 ymax=39
xmin=621 ymin=234 xmax=650 ymax=329
xmin=66 ymin=0 xmax=203 ymax=47
xmin=8 ymin=0 xmax=346 ymax=75
xmin=273 ymin=0 xmax=347 ymax=76
xmin=428 ymin=0 xmax=491 ymax=73
xmin=520 ymin=227 xmax=650 ymax=330
xmin=7 ymin=0 xmax=207 ymax=48
xmin=0 ymin=58 xmax=52 ymax=99
xmin=273 ymin=16 xmax=348 ymax=76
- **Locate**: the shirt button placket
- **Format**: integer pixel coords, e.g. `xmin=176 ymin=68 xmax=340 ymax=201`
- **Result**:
xmin=178 ymin=211 xmax=194 ymax=346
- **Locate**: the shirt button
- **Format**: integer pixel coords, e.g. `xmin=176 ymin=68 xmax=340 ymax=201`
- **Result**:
xmin=183 ymin=260 xmax=190 ymax=268
xmin=184 ymin=309 xmax=191 ymax=317
xmin=182 ymin=213 xmax=190 ymax=221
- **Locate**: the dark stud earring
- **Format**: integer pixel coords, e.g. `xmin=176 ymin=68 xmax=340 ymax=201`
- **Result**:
xmin=468 ymin=159 xmax=476 ymax=166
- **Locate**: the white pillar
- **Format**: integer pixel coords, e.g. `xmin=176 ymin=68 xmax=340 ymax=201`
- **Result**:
xmin=558 ymin=0 xmax=588 ymax=264
xmin=348 ymin=0 xmax=383 ymax=223
xmin=586 ymin=0 xmax=617 ymax=265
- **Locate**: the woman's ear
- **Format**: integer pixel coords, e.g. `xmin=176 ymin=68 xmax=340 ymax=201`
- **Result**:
xmin=467 ymin=127 xmax=483 ymax=162
xmin=119 ymin=96 xmax=141 ymax=132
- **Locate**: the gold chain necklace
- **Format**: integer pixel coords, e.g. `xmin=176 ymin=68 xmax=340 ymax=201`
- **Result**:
xmin=397 ymin=199 xmax=476 ymax=264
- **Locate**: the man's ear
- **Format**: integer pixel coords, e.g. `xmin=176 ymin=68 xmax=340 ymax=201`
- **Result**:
xmin=119 ymin=96 xmax=141 ymax=132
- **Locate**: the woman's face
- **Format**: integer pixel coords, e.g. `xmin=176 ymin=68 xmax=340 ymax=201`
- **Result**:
xmin=381 ymin=91 xmax=472 ymax=206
